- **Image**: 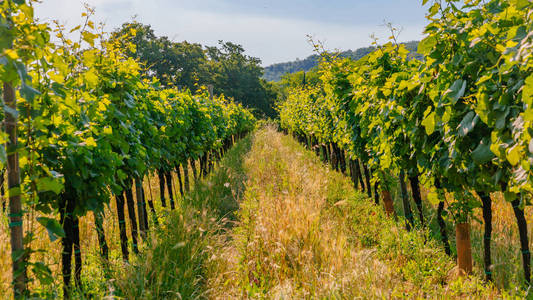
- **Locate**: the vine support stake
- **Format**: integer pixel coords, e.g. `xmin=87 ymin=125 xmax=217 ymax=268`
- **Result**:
xmin=381 ymin=190 xmax=395 ymax=216
xmin=456 ymin=222 xmax=473 ymax=275
xmin=4 ymin=82 xmax=26 ymax=297
xmin=477 ymin=191 xmax=492 ymax=282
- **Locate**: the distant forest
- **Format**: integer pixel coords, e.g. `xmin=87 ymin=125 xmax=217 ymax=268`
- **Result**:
xmin=263 ymin=41 xmax=421 ymax=82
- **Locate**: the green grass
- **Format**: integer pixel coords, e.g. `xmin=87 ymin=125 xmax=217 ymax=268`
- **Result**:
xmin=112 ymin=136 xmax=252 ymax=299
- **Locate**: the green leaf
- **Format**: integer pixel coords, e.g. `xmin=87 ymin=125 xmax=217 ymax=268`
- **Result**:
xmin=31 ymin=262 xmax=53 ymax=285
xmin=418 ymin=35 xmax=437 ymax=55
xmin=0 ymin=145 xmax=6 ymax=166
xmin=36 ymin=177 xmax=63 ymax=194
xmin=503 ymin=191 xmax=518 ymax=202
xmin=428 ymin=2 xmax=440 ymax=17
xmin=445 ymin=79 xmax=467 ymax=104
xmin=524 ymin=74 xmax=533 ymax=105
xmin=457 ymin=111 xmax=478 ymax=137
xmin=471 ymin=140 xmax=494 ymax=164
xmin=494 ymin=109 xmax=509 ymax=130
xmin=513 ymin=0 xmax=529 ymax=10
xmin=51 ymin=82 xmax=66 ymax=98
xmin=37 ymin=217 xmax=65 ymax=242
xmin=20 ymin=82 xmax=40 ymax=101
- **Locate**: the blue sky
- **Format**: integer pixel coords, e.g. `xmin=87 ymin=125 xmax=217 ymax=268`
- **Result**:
xmin=35 ymin=0 xmax=429 ymax=66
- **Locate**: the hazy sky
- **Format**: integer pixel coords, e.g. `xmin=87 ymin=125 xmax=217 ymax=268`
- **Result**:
xmin=34 ymin=0 xmax=429 ymax=66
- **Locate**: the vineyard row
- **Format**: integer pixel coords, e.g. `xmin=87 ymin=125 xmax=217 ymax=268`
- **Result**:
xmin=278 ymin=0 xmax=532 ymax=287
xmin=0 ymin=1 xmax=256 ymax=298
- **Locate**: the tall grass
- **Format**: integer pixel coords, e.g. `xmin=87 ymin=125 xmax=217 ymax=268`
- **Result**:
xmin=113 ymin=135 xmax=252 ymax=299
xmin=1 ymin=125 xmax=527 ymax=298
xmin=206 ymin=126 xmax=505 ymax=298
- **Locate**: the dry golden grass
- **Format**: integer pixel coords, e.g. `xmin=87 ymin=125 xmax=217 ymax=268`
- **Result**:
xmin=206 ymin=126 xmax=503 ymax=299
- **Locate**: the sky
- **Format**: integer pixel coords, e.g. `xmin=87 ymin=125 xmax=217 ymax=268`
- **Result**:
xmin=34 ymin=0 xmax=429 ymax=66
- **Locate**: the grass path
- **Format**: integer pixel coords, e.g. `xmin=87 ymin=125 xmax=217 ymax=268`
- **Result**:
xmin=119 ymin=126 xmax=505 ymax=299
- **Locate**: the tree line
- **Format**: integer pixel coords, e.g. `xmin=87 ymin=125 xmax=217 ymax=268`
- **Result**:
xmin=113 ymin=21 xmax=278 ymax=118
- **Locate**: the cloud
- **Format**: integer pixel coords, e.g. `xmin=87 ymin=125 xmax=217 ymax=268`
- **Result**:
xmin=141 ymin=7 xmax=425 ymax=65
xmin=34 ymin=0 xmax=426 ymax=66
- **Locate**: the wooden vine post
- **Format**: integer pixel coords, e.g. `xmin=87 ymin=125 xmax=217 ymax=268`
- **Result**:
xmin=456 ymin=222 xmax=473 ymax=275
xmin=434 ymin=179 xmax=450 ymax=255
xmin=381 ymin=189 xmax=395 ymax=216
xmin=125 ymin=184 xmax=139 ymax=254
xmin=511 ymin=198 xmax=531 ymax=284
xmin=4 ymin=81 xmax=27 ymax=297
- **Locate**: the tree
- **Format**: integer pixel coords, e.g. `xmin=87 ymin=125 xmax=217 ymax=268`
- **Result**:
xmin=206 ymin=41 xmax=277 ymax=118
xmin=114 ymin=24 xmax=277 ymax=118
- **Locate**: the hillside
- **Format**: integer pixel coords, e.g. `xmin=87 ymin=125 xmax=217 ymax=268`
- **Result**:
xmin=263 ymin=41 xmax=420 ymax=82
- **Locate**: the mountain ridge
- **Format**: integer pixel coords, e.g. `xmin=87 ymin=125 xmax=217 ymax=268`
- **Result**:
xmin=263 ymin=40 xmax=420 ymax=82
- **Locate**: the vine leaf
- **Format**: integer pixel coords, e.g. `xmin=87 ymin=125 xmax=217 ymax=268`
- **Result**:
xmin=458 ymin=111 xmax=478 ymax=137
xmin=507 ymin=145 xmax=521 ymax=166
xmin=0 ymin=145 xmax=6 ymax=166
xmin=471 ymin=140 xmax=494 ymax=164
xmin=422 ymin=111 xmax=436 ymax=135
xmin=445 ymin=79 xmax=467 ymax=104
xmin=36 ymin=217 xmax=65 ymax=242
xmin=524 ymin=74 xmax=532 ymax=105
xmin=36 ymin=177 xmax=63 ymax=194
xmin=418 ymin=35 xmax=437 ymax=55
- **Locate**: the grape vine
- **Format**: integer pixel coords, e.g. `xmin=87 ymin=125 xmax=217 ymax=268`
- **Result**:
xmin=0 ymin=1 xmax=255 ymax=297
xmin=279 ymin=0 xmax=533 ymax=285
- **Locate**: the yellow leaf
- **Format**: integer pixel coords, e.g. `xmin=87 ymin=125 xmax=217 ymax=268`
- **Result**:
xmin=48 ymin=71 xmax=64 ymax=84
xmin=507 ymin=145 xmax=521 ymax=166
xmin=85 ymin=137 xmax=97 ymax=147
xmin=82 ymin=31 xmax=97 ymax=47
xmin=103 ymin=126 xmax=113 ymax=135
xmin=84 ymin=70 xmax=98 ymax=87
xmin=83 ymin=50 xmax=97 ymax=66
xmin=4 ymin=49 xmax=18 ymax=59
xmin=98 ymin=101 xmax=107 ymax=111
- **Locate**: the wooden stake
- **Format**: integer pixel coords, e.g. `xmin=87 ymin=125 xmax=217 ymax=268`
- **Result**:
xmin=4 ymin=82 xmax=26 ymax=297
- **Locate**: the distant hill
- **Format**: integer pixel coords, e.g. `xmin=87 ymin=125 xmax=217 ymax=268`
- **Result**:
xmin=263 ymin=41 xmax=421 ymax=82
